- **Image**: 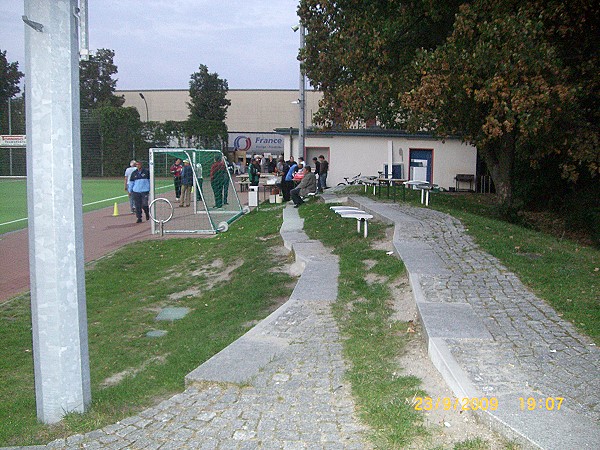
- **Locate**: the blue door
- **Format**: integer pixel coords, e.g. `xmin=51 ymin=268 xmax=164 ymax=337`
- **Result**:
xmin=409 ymin=149 xmax=433 ymax=183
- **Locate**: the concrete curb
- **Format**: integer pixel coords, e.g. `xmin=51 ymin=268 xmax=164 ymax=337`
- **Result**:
xmin=185 ymin=204 xmax=338 ymax=387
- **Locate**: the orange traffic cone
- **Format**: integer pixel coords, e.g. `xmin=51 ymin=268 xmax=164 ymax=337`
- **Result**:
xmin=112 ymin=202 xmax=119 ymax=217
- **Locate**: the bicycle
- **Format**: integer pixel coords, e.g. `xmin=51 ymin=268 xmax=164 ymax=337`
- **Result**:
xmin=337 ymin=173 xmax=379 ymax=186
xmin=337 ymin=173 xmax=365 ymax=186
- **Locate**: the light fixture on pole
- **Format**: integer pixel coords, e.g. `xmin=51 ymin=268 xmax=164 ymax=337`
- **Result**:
xmin=292 ymin=23 xmax=306 ymax=159
xmin=139 ymin=92 xmax=149 ymax=122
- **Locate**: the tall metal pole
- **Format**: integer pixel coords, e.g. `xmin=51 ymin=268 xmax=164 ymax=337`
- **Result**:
xmin=139 ymin=92 xmax=149 ymax=122
xmin=7 ymin=96 xmax=12 ymax=134
xmin=8 ymin=96 xmax=12 ymax=176
xmin=24 ymin=0 xmax=91 ymax=424
xmin=298 ymin=24 xmax=306 ymax=160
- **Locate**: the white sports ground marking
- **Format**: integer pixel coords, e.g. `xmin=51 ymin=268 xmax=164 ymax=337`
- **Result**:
xmin=0 ymin=185 xmax=171 ymax=228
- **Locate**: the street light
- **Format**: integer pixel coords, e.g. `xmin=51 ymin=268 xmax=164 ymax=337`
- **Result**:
xmin=292 ymin=24 xmax=306 ymax=159
xmin=139 ymin=92 xmax=148 ymax=122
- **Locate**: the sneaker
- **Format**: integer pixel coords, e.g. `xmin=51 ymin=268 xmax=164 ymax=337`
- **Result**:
xmin=175 ymin=198 xmax=180 ymax=201
xmin=146 ymin=215 xmax=150 ymax=221
xmin=136 ymin=218 xmax=142 ymax=223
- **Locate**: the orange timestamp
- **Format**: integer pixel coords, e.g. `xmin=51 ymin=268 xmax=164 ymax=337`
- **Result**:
xmin=414 ymin=396 xmax=499 ymax=411
xmin=519 ymin=397 xmax=564 ymax=411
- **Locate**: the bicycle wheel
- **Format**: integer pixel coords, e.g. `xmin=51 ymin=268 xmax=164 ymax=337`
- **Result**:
xmin=337 ymin=182 xmax=347 ymax=186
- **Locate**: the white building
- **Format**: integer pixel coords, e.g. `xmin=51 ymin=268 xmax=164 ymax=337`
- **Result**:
xmin=120 ymin=89 xmax=478 ymax=190
xmin=279 ymin=128 xmax=477 ymax=191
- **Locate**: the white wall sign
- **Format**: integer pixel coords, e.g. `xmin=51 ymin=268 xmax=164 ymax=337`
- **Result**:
xmin=228 ymin=132 xmax=284 ymax=154
xmin=0 ymin=135 xmax=27 ymax=147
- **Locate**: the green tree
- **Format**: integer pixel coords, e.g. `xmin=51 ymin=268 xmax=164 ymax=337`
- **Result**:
xmin=187 ymin=64 xmax=231 ymax=149
xmin=95 ymin=106 xmax=143 ymax=176
xmin=298 ymin=0 xmax=461 ymax=128
xmin=0 ymin=49 xmax=24 ymax=133
xmin=80 ymin=48 xmax=124 ymax=110
xmin=403 ymin=0 xmax=599 ymax=205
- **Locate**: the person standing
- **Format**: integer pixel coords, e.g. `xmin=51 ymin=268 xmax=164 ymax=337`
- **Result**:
xmin=180 ymin=159 xmax=193 ymax=207
xmin=129 ymin=161 xmax=150 ymax=223
xmin=210 ymin=154 xmax=229 ymax=208
xmin=124 ymin=159 xmax=137 ymax=214
xmin=248 ymin=156 xmax=261 ymax=186
xmin=170 ymin=158 xmax=183 ymax=201
xmin=282 ymin=158 xmax=298 ymax=202
xmin=318 ymin=155 xmax=329 ymax=191
xmin=290 ymin=165 xmax=317 ymax=208
xmin=267 ymin=155 xmax=277 ymax=173
xmin=312 ymin=156 xmax=321 ymax=191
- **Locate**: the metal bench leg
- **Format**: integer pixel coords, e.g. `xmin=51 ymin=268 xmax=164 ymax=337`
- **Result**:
xmin=363 ymin=219 xmax=368 ymax=238
xmin=356 ymin=219 xmax=361 ymax=234
xmin=425 ymin=190 xmax=430 ymax=206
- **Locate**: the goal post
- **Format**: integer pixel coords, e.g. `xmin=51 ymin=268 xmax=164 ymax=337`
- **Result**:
xmin=149 ymin=148 xmax=243 ymax=234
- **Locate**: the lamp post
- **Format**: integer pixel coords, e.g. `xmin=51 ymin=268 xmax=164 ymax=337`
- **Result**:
xmin=139 ymin=92 xmax=148 ymax=122
xmin=292 ymin=24 xmax=306 ymax=159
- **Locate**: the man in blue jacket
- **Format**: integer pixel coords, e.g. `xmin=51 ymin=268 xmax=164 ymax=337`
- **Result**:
xmin=130 ymin=161 xmax=151 ymax=223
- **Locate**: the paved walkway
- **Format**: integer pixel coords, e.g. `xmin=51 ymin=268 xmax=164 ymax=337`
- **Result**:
xmin=346 ymin=195 xmax=599 ymax=449
xmin=24 ymin=205 xmax=369 ymax=449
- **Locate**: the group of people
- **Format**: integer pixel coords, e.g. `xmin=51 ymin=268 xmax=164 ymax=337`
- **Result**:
xmin=124 ymin=153 xmax=233 ymax=225
xmin=170 ymin=155 xmax=230 ymax=209
xmin=246 ymin=154 xmax=329 ymax=208
xmin=124 ymin=153 xmax=330 ymax=224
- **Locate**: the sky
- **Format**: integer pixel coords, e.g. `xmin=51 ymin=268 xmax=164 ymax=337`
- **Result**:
xmin=1 ymin=0 xmax=303 ymax=91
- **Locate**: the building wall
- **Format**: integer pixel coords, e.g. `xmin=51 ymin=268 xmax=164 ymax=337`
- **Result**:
xmin=118 ymin=89 xmax=323 ymax=133
xmin=283 ymin=133 xmax=477 ymax=190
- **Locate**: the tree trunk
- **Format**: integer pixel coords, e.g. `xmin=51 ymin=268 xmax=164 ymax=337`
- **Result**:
xmin=479 ymin=134 xmax=516 ymax=206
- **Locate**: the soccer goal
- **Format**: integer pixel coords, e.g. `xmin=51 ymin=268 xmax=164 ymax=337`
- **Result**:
xmin=149 ymin=148 xmax=244 ymax=234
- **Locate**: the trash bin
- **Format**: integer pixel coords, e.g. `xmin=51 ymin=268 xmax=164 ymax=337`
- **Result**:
xmin=248 ymin=186 xmax=259 ymax=207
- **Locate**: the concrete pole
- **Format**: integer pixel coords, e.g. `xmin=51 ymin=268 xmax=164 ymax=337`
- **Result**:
xmin=24 ymin=0 xmax=91 ymax=424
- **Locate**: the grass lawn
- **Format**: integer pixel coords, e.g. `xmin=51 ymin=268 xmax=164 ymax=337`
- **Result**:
xmin=0 ymin=207 xmax=294 ymax=446
xmin=0 ymin=177 xmax=173 ymax=234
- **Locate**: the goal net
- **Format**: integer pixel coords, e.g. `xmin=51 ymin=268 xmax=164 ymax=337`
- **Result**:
xmin=149 ymin=148 xmax=244 ymax=234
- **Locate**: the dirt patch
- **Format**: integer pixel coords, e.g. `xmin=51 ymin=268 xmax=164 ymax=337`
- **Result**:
xmin=365 ymin=272 xmax=388 ymax=285
xmin=169 ymin=258 xmax=244 ymax=300
xmin=101 ymin=354 xmax=169 ymax=388
xmin=363 ymin=259 xmax=378 ymax=271
xmin=267 ymin=246 xmax=297 ymax=276
xmin=371 ymin=225 xmax=395 ymax=252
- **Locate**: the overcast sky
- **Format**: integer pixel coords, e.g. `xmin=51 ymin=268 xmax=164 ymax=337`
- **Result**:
xmin=1 ymin=0 xmax=303 ymax=90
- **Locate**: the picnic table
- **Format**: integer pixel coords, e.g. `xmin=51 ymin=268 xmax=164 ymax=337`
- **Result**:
xmin=376 ymin=178 xmax=408 ymax=201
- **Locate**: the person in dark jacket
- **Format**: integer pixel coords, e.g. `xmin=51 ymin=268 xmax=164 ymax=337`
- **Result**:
xmin=170 ymin=158 xmax=183 ymax=201
xmin=248 ymin=156 xmax=261 ymax=186
xmin=210 ymin=154 xmax=229 ymax=208
xmin=180 ymin=159 xmax=193 ymax=207
xmin=318 ymin=155 xmax=329 ymax=191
